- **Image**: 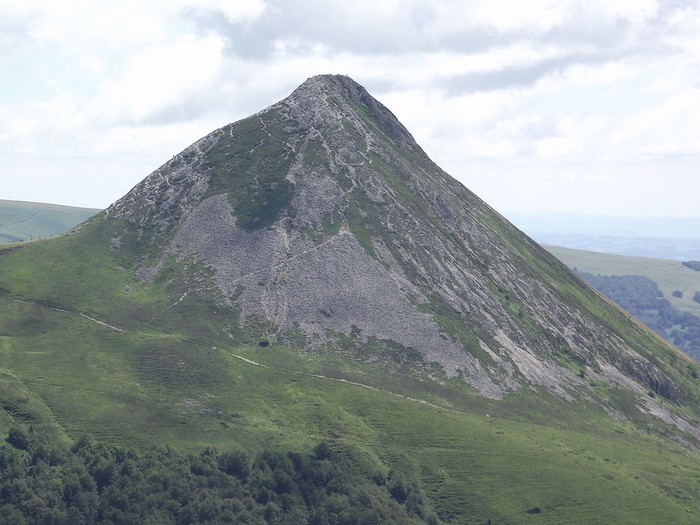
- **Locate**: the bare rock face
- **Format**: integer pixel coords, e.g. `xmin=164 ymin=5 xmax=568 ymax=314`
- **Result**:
xmin=106 ymin=75 xmax=699 ymax=438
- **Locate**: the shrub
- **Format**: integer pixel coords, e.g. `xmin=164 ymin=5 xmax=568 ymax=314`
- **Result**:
xmin=6 ymin=428 xmax=31 ymax=451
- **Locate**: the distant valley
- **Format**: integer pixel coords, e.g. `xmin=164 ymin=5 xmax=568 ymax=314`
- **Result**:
xmin=547 ymin=245 xmax=700 ymax=361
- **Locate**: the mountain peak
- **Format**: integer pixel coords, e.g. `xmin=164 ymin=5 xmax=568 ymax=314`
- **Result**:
xmin=104 ymin=76 xmax=699 ymax=439
xmin=277 ymin=74 xmax=418 ymax=152
xmin=293 ymin=73 xmax=363 ymax=94
xmin=287 ymin=74 xmax=375 ymax=106
xmin=111 ymin=74 xmax=422 ymax=236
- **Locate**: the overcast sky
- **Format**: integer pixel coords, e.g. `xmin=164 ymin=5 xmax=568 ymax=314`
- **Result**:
xmin=2 ymin=0 xmax=699 ymax=218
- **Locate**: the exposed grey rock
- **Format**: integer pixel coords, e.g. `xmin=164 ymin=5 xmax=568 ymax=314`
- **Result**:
xmin=168 ymin=194 xmax=491 ymax=388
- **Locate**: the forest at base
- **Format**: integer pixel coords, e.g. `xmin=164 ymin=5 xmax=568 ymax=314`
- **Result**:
xmin=0 ymin=427 xmax=438 ymax=525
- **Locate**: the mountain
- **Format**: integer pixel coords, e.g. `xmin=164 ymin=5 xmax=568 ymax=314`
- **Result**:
xmin=106 ymin=74 xmax=693 ymax=405
xmin=3 ymin=75 xmax=700 ymax=523
xmin=0 ymin=199 xmax=100 ymax=244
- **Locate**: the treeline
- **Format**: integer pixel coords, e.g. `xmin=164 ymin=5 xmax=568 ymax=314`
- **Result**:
xmin=578 ymin=272 xmax=700 ymax=361
xmin=0 ymin=427 xmax=438 ymax=525
xmin=682 ymin=261 xmax=700 ymax=272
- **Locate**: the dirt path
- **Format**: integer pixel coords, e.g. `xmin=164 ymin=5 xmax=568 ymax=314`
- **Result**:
xmin=225 ymin=350 xmax=453 ymax=413
xmin=11 ymin=298 xmax=125 ymax=332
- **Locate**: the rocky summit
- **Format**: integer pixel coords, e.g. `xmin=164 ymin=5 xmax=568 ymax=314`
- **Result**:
xmin=105 ymin=74 xmax=696 ymax=438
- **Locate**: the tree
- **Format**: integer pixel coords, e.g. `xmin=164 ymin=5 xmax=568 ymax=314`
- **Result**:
xmin=6 ymin=427 xmax=31 ymax=451
xmin=683 ymin=261 xmax=700 ymax=272
xmin=219 ymin=450 xmax=251 ymax=479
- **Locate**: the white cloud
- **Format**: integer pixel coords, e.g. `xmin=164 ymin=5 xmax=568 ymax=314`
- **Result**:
xmin=1 ymin=0 xmax=698 ymax=217
xmin=581 ymin=0 xmax=659 ymax=24
xmin=464 ymin=0 xmax=569 ymax=32
xmin=464 ymin=0 xmax=659 ymax=32
xmin=1 ymin=1 xmax=167 ymax=49
xmin=91 ymin=33 xmax=225 ymax=124
xmin=610 ymin=88 xmax=700 ymax=158
xmin=0 ymin=94 xmax=85 ymax=154
xmin=180 ymin=0 xmax=266 ymax=22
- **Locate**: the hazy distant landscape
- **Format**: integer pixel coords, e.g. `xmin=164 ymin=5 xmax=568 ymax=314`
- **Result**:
xmin=508 ymin=212 xmax=700 ymax=260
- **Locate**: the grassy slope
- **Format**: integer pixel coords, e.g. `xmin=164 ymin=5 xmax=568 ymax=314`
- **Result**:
xmin=2 ymin=224 xmax=700 ymax=523
xmin=0 ymin=199 xmax=100 ymax=244
xmin=546 ymin=244 xmax=700 ymax=317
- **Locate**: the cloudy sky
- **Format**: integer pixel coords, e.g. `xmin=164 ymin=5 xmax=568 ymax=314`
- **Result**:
xmin=2 ymin=0 xmax=699 ymax=218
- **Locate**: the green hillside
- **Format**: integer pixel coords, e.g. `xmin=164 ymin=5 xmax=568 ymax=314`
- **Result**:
xmin=0 ymin=199 xmax=100 ymax=245
xmin=1 ymin=204 xmax=700 ymax=523
xmin=546 ymin=244 xmax=700 ymax=317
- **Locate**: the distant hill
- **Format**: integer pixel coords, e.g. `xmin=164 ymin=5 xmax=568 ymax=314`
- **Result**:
xmin=0 ymin=199 xmax=100 ymax=244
